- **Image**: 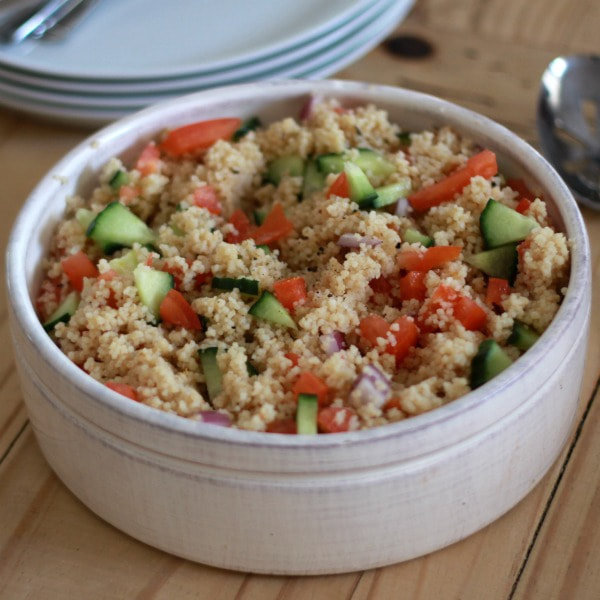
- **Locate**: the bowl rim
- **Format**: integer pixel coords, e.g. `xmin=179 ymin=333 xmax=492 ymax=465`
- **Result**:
xmin=6 ymin=78 xmax=591 ymax=450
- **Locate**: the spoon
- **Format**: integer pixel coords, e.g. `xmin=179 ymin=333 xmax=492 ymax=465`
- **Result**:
xmin=537 ymin=54 xmax=600 ymax=210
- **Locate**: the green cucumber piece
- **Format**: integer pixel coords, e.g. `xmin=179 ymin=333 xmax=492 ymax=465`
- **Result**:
xmin=470 ymin=339 xmax=513 ymax=389
xmin=233 ymin=116 xmax=262 ymax=141
xmin=316 ymin=153 xmax=345 ymax=174
xmin=87 ymin=202 xmax=156 ymax=254
xmin=372 ymin=180 xmax=411 ymax=209
xmin=508 ymin=320 xmax=540 ymax=351
xmin=211 ymin=277 xmax=260 ymax=296
xmin=133 ymin=265 xmax=173 ymax=319
xmin=248 ymin=291 xmax=297 ymax=329
xmin=199 ymin=347 xmax=222 ymax=402
xmin=257 ymin=244 xmax=271 ymax=254
xmin=344 ymin=162 xmax=378 ymax=209
xmin=302 ymin=157 xmax=326 ymax=198
xmin=75 ymin=208 xmax=95 ymax=231
xmin=296 ymin=393 xmax=318 ymax=434
xmin=265 ymin=155 xmax=305 ymax=185
xmin=108 ymin=249 xmax=139 ymax=274
xmin=480 ymin=198 xmax=537 ymax=249
xmin=109 ymin=169 xmax=129 ymax=190
xmin=403 ymin=227 xmax=434 ymax=247
xmin=466 ymin=244 xmax=518 ymax=283
xmin=317 ymin=149 xmax=395 ymax=178
xmin=43 ymin=291 xmax=79 ymax=331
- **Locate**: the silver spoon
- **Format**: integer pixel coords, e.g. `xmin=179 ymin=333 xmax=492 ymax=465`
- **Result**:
xmin=537 ymin=54 xmax=600 ymax=210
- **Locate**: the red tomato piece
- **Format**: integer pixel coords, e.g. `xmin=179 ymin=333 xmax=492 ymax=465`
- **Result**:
xmin=61 ymin=251 xmax=99 ymax=292
xmin=266 ymin=418 xmax=297 ymax=434
xmin=293 ymin=372 xmax=330 ymax=407
xmin=159 ymin=289 xmax=202 ymax=330
xmin=507 ymin=178 xmax=536 ymax=201
xmin=397 ymin=246 xmax=462 ymax=271
xmin=105 ymin=382 xmax=139 ymax=402
xmin=359 ymin=314 xmax=390 ymax=347
xmin=135 ymin=142 xmax=161 ymax=176
xmin=317 ymin=406 xmax=356 ymax=433
xmin=327 ymin=171 xmax=349 ymax=198
xmin=516 ymin=197 xmax=532 ymax=214
xmin=251 ymin=203 xmax=294 ymax=246
xmin=273 ymin=276 xmax=307 ymax=312
xmin=225 ymin=209 xmax=253 ymax=243
xmin=453 ymin=295 xmax=487 ymax=331
xmin=486 ymin=277 xmax=511 ymax=307
xmin=388 ymin=316 xmax=420 ymax=365
xmin=284 ymin=352 xmax=301 ymax=367
xmin=193 ymin=185 xmax=222 ymax=215
xmin=369 ymin=275 xmax=393 ymax=295
xmin=398 ymin=270 xmax=427 ymax=301
xmin=194 ymin=271 xmax=212 ymax=289
xmin=160 ymin=118 xmax=242 ymax=156
xmin=408 ymin=149 xmax=497 ymax=212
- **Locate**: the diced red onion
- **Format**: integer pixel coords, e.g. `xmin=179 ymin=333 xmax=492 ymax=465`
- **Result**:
xmin=395 ymin=197 xmax=410 ymax=217
xmin=337 ymin=233 xmax=382 ymax=248
xmin=349 ymin=365 xmax=390 ymax=408
xmin=299 ymin=94 xmax=323 ymax=121
xmin=320 ymin=331 xmax=347 ymax=356
xmin=194 ymin=410 xmax=231 ymax=427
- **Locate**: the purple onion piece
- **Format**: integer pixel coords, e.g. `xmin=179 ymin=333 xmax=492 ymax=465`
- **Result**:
xmin=349 ymin=365 xmax=390 ymax=408
xmin=320 ymin=330 xmax=347 ymax=356
xmin=299 ymin=94 xmax=323 ymax=121
xmin=337 ymin=233 xmax=382 ymax=248
xmin=395 ymin=197 xmax=410 ymax=217
xmin=195 ymin=410 xmax=231 ymax=427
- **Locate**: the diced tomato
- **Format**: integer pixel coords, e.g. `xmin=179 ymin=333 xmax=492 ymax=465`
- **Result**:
xmin=162 ymin=263 xmax=185 ymax=289
xmin=327 ymin=171 xmax=349 ymax=198
xmin=383 ymin=397 xmax=403 ymax=412
xmin=486 ymin=277 xmax=510 ymax=307
xmin=507 ymin=178 xmax=536 ymax=201
xmin=135 ymin=142 xmax=161 ymax=176
xmin=317 ymin=406 xmax=356 ymax=433
xmin=397 ymin=246 xmax=462 ymax=271
xmin=359 ymin=314 xmax=390 ymax=347
xmin=369 ymin=275 xmax=393 ymax=295
xmin=159 ymin=289 xmax=202 ymax=330
xmin=387 ymin=316 xmax=419 ymax=365
xmin=160 ymin=118 xmax=242 ymax=156
xmin=293 ymin=372 xmax=330 ymax=407
xmin=266 ymin=418 xmax=297 ymax=434
xmin=193 ymin=185 xmax=222 ymax=215
xmin=398 ymin=270 xmax=427 ymax=301
xmin=273 ymin=276 xmax=307 ymax=312
xmin=251 ymin=203 xmax=294 ymax=246
xmin=408 ymin=149 xmax=498 ymax=212
xmin=284 ymin=352 xmax=301 ymax=367
xmin=225 ymin=209 xmax=253 ymax=243
xmin=516 ymin=197 xmax=532 ymax=214
xmin=61 ymin=251 xmax=99 ymax=292
xmin=194 ymin=271 xmax=212 ymax=289
xmin=105 ymin=382 xmax=139 ymax=402
xmin=118 ymin=185 xmax=140 ymax=202
xmin=453 ymin=295 xmax=487 ymax=331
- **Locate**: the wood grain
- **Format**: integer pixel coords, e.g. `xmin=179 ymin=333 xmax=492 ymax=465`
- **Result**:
xmin=1 ymin=0 xmax=599 ymax=597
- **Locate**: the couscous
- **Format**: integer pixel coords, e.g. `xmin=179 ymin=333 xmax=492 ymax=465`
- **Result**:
xmin=36 ymin=99 xmax=570 ymax=433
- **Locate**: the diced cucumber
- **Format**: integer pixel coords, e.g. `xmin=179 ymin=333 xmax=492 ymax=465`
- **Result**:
xmin=480 ymin=198 xmax=537 ymax=249
xmin=508 ymin=320 xmax=540 ymax=351
xmin=43 ymin=291 xmax=79 ymax=332
xmin=257 ymin=244 xmax=271 ymax=254
xmin=470 ymin=339 xmax=513 ymax=389
xmin=403 ymin=227 xmax=434 ymax=247
xmin=296 ymin=393 xmax=318 ymax=434
xmin=317 ymin=149 xmax=395 ymax=178
xmin=344 ymin=162 xmax=378 ymax=209
xmin=248 ymin=291 xmax=297 ymax=329
xmin=372 ymin=180 xmax=411 ymax=209
xmin=246 ymin=360 xmax=259 ymax=376
xmin=133 ymin=264 xmax=173 ymax=319
xmin=211 ymin=277 xmax=260 ymax=296
xmin=265 ymin=155 xmax=305 ymax=185
xmin=233 ymin=116 xmax=262 ymax=141
xmin=87 ymin=202 xmax=156 ymax=254
xmin=108 ymin=249 xmax=139 ymax=274
xmin=316 ymin=153 xmax=345 ymax=174
xmin=302 ymin=157 xmax=326 ymax=198
xmin=466 ymin=244 xmax=518 ymax=283
xmin=253 ymin=210 xmax=266 ymax=226
xmin=199 ymin=347 xmax=222 ymax=402
xmin=109 ymin=169 xmax=129 ymax=190
xmin=75 ymin=208 xmax=96 ymax=231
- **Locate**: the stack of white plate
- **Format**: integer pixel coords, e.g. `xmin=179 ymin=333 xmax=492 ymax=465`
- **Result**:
xmin=0 ymin=0 xmax=415 ymax=126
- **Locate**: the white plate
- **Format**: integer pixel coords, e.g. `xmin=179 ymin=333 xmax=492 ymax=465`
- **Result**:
xmin=0 ymin=0 xmax=393 ymax=94
xmin=0 ymin=0 xmax=412 ymax=126
xmin=0 ymin=0 xmax=377 ymax=80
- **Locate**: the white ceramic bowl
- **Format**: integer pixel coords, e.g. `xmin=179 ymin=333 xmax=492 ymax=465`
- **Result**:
xmin=6 ymin=80 xmax=591 ymax=575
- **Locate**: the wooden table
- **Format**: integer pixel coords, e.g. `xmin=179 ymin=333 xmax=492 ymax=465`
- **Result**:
xmin=1 ymin=1 xmax=599 ymax=598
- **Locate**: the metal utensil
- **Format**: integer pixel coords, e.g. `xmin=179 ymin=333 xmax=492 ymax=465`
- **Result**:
xmin=537 ymin=54 xmax=600 ymax=210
